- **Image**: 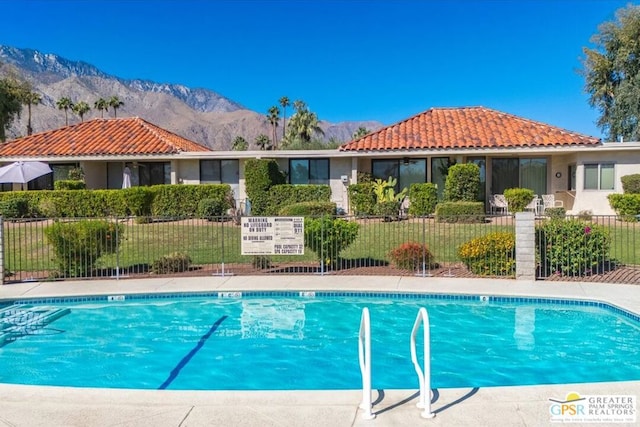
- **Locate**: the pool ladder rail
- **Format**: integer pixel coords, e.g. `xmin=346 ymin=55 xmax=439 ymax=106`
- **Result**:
xmin=0 ymin=304 xmax=70 ymax=346
xmin=358 ymin=307 xmax=434 ymax=420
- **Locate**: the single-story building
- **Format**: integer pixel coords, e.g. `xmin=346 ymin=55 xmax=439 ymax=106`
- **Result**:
xmin=0 ymin=108 xmax=638 ymax=215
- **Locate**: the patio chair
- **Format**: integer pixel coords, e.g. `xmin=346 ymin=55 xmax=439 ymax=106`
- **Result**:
xmin=489 ymin=194 xmax=508 ymax=215
xmin=524 ymin=195 xmax=541 ymax=215
xmin=541 ymin=194 xmax=563 ymax=214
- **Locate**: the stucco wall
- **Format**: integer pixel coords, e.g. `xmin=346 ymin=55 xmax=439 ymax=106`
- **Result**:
xmin=177 ymin=159 xmax=200 ymax=185
xmin=81 ymin=161 xmax=107 ymax=189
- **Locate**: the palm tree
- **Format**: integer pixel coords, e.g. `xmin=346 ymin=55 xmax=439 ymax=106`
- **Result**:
xmin=255 ymin=134 xmax=271 ymax=151
xmin=231 ymin=136 xmax=248 ymax=151
xmin=72 ymin=101 xmax=91 ymax=122
xmin=94 ymin=98 xmax=109 ymax=118
xmin=279 ymin=96 xmax=290 ymax=140
xmin=56 ymin=97 xmax=74 ymax=126
xmin=267 ymin=106 xmax=280 ymax=149
xmin=285 ymin=100 xmax=324 ymax=145
xmin=108 ymin=96 xmax=124 ymax=118
xmin=21 ymin=90 xmax=41 ymax=136
xmin=353 ymin=126 xmax=370 ymax=140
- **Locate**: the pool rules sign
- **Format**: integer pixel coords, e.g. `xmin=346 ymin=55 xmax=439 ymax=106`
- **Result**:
xmin=241 ymin=217 xmax=304 ymax=255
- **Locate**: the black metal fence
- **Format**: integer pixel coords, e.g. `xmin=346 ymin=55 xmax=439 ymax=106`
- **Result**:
xmin=1 ymin=214 xmax=638 ymax=284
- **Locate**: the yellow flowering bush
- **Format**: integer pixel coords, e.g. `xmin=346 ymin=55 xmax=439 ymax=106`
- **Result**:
xmin=457 ymin=231 xmax=516 ymax=276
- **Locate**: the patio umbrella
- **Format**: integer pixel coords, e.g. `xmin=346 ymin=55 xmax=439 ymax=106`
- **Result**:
xmin=122 ymin=165 xmax=132 ymax=189
xmin=0 ymin=161 xmax=52 ymax=184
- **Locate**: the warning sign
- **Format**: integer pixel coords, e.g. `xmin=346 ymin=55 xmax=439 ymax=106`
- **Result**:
xmin=241 ymin=217 xmax=304 ymax=255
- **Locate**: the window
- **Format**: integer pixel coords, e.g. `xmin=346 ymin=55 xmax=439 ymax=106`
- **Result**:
xmin=584 ymin=163 xmax=614 ymax=190
xmin=467 ymin=157 xmax=486 ymax=201
xmin=200 ymin=159 xmax=239 ymax=184
xmin=430 ymin=157 xmax=450 ymax=199
xmin=568 ymin=164 xmax=576 ymax=191
xmin=28 ymin=163 xmax=75 ymax=190
xmin=138 ymin=162 xmax=170 ymax=186
xmin=289 ymin=159 xmax=329 ymax=184
xmin=371 ymin=158 xmax=426 ymax=194
xmin=491 ymin=158 xmax=547 ymax=195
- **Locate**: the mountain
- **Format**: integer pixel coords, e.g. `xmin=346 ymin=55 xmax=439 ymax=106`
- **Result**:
xmin=0 ymin=45 xmax=383 ymax=149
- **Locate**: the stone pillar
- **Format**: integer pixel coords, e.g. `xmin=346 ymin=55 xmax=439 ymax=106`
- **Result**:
xmin=515 ymin=211 xmax=535 ymax=281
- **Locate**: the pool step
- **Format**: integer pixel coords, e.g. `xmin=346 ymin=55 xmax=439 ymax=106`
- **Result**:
xmin=0 ymin=304 xmax=70 ymax=346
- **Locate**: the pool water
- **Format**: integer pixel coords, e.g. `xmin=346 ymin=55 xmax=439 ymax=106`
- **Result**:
xmin=1 ymin=294 xmax=640 ymax=390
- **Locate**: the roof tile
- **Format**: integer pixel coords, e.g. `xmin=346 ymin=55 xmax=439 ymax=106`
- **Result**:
xmin=340 ymin=107 xmax=600 ymax=151
xmin=0 ymin=117 xmax=211 ymax=157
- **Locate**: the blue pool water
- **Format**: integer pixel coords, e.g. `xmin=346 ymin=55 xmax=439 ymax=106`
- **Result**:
xmin=1 ymin=292 xmax=640 ymax=390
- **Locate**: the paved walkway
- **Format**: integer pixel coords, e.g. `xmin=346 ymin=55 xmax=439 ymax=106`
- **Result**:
xmin=0 ymin=276 xmax=639 ymax=427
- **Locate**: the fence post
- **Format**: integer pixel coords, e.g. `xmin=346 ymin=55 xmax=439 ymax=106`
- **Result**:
xmin=515 ymin=211 xmax=536 ymax=281
xmin=0 ymin=216 xmax=3 ymax=284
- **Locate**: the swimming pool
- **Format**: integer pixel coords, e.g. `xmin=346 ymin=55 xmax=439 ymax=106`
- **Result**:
xmin=1 ymin=291 xmax=639 ymax=391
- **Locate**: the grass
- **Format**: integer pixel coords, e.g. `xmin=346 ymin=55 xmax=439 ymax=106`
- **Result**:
xmin=3 ymin=216 xmax=639 ymax=277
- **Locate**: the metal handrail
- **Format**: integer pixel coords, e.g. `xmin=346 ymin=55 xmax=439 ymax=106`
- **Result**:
xmin=410 ymin=307 xmax=435 ymax=419
xmin=358 ymin=307 xmax=375 ymax=420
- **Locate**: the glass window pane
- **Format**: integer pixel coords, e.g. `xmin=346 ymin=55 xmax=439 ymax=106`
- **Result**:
xmin=431 ymin=157 xmax=450 ymax=199
xmin=309 ymin=159 xmax=329 ymax=184
xmin=584 ymin=164 xmax=598 ymax=190
xmin=491 ymin=158 xmax=519 ymax=195
xmin=290 ymin=160 xmax=309 ymax=184
xmin=220 ymin=160 xmax=239 ymax=184
xmin=520 ymin=158 xmax=547 ymax=195
xmin=372 ymin=160 xmax=397 ymax=182
xmin=200 ymin=160 xmax=221 ymax=183
xmin=399 ymin=159 xmax=426 ymax=192
xmin=600 ymin=164 xmax=615 ymax=190
xmin=468 ymin=157 xmax=486 ymax=201
xmin=569 ymin=164 xmax=576 ymax=191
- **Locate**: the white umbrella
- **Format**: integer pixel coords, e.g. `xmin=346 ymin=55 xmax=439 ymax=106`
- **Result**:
xmin=0 ymin=161 xmax=53 ymax=184
xmin=122 ymin=165 xmax=132 ymax=189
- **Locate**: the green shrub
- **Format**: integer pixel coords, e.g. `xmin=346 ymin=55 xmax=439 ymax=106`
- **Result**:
xmin=444 ymin=163 xmax=480 ymax=202
xmin=279 ymin=201 xmax=336 ymax=216
xmin=0 ymin=196 xmax=30 ymax=218
xmin=150 ymin=184 xmax=231 ymax=217
xmin=151 ymin=252 xmax=192 ymax=274
xmin=54 ymin=180 xmax=86 ymax=190
xmin=388 ymin=242 xmax=434 ymax=271
xmin=122 ymin=187 xmax=154 ymax=217
xmin=252 ymin=255 xmax=272 ymax=269
xmin=408 ymin=183 xmax=438 ymax=216
xmin=44 ymin=220 xmax=124 ymax=277
xmin=304 ymin=216 xmax=359 ymax=268
xmin=503 ymin=188 xmax=534 ymax=213
xmin=198 ymin=198 xmax=227 ymax=219
xmin=536 ymin=219 xmax=610 ymax=276
xmin=435 ymin=202 xmax=485 ymax=223
xmin=621 ymin=174 xmax=640 ymax=194
xmin=68 ymin=167 xmax=85 ymax=181
xmin=608 ymin=193 xmax=640 ymax=221
xmin=545 ymin=207 xmax=566 ymax=220
xmin=374 ymin=200 xmax=401 ymax=220
xmin=266 ymin=184 xmax=331 ymax=215
xmin=244 ymin=159 xmax=286 ymax=215
xmin=458 ymin=231 xmax=516 ymax=276
xmin=347 ymin=183 xmax=376 ymax=216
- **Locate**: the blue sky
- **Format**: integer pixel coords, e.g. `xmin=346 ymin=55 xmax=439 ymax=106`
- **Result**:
xmin=0 ymin=0 xmax=632 ymax=139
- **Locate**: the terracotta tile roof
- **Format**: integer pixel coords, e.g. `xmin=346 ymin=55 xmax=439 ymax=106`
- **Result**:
xmin=0 ymin=117 xmax=211 ymax=157
xmin=339 ymin=107 xmax=600 ymax=151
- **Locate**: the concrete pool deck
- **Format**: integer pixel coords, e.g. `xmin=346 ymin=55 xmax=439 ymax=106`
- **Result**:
xmin=0 ymin=275 xmax=638 ymax=427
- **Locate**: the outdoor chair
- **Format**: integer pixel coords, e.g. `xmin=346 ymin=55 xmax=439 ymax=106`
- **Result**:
xmin=489 ymin=194 xmax=509 ymax=215
xmin=541 ymin=194 xmax=563 ymax=214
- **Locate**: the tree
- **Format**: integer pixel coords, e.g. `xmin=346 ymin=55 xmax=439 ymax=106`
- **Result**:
xmin=279 ymin=96 xmax=290 ymax=140
xmin=267 ymin=105 xmax=280 ymax=149
xmin=20 ymin=85 xmax=41 ymax=136
xmin=0 ymin=77 xmax=23 ymax=142
xmin=231 ymin=136 xmax=248 ymax=151
xmin=282 ymin=99 xmax=324 ymax=147
xmin=353 ymin=126 xmax=370 ymax=140
xmin=108 ymin=96 xmax=124 ymax=118
xmin=582 ymin=4 xmax=640 ymax=141
xmin=94 ymin=98 xmax=109 ymax=118
xmin=255 ymin=133 xmax=271 ymax=150
xmin=72 ymin=101 xmax=91 ymax=122
xmin=56 ymin=97 xmax=74 ymax=126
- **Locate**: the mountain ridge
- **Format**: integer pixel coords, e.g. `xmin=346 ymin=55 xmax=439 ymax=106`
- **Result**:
xmin=0 ymin=45 xmax=383 ymax=149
